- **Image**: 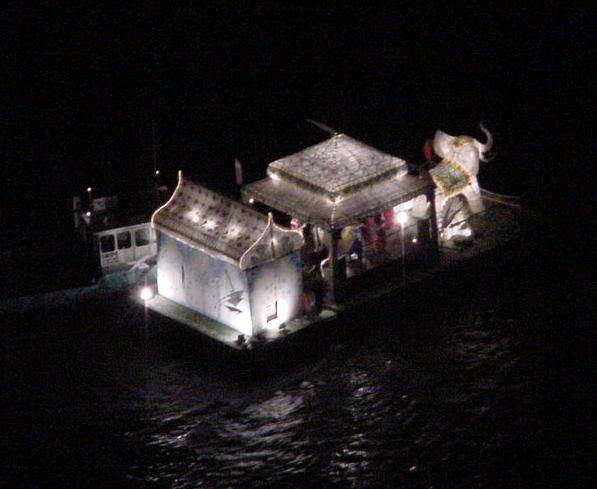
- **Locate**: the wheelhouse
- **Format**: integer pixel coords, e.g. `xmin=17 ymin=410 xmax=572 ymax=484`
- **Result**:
xmin=93 ymin=222 xmax=156 ymax=272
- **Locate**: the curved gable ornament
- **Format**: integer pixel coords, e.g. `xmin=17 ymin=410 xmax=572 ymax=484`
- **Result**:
xmin=239 ymin=213 xmax=303 ymax=270
xmin=151 ymin=170 xmax=185 ymax=230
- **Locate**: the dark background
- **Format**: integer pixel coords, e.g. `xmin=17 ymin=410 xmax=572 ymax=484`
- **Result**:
xmin=3 ymin=3 xmax=592 ymax=238
xmin=1 ymin=4 xmax=594 ymax=487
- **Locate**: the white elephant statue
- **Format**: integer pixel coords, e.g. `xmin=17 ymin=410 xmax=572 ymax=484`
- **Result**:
xmin=430 ymin=124 xmax=493 ymax=239
xmin=431 ymin=123 xmax=493 ymax=218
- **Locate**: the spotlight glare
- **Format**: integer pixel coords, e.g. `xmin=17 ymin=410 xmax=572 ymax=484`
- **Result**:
xmin=140 ymin=287 xmax=154 ymax=301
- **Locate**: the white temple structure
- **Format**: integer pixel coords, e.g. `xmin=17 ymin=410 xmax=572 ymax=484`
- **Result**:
xmin=151 ymin=172 xmax=304 ymax=337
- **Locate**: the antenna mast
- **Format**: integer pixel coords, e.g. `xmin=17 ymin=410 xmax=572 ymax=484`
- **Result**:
xmin=151 ymin=119 xmax=159 ymax=177
xmin=306 ymin=119 xmax=340 ymax=136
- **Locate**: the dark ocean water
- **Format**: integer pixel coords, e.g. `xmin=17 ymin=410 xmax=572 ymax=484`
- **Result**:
xmin=2 ymin=234 xmax=593 ymax=489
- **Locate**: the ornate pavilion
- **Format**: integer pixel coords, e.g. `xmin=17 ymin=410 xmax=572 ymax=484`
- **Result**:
xmin=242 ymin=132 xmax=439 ymax=301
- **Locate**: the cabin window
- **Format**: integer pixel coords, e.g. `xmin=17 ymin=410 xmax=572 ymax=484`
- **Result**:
xmin=265 ymin=301 xmax=278 ymax=323
xmin=135 ymin=228 xmax=150 ymax=246
xmin=100 ymin=235 xmax=115 ymax=253
xmin=117 ymin=231 xmax=131 ymax=249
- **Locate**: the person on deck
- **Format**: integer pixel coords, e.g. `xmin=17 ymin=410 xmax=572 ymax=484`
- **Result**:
xmin=348 ymin=225 xmax=364 ymax=261
xmin=373 ymin=227 xmax=386 ymax=252
xmin=383 ymin=208 xmax=394 ymax=229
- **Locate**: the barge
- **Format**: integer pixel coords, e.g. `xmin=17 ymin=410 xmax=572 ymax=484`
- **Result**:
xmin=140 ymin=124 xmax=522 ymax=352
xmin=0 ymin=123 xmax=522 ymax=354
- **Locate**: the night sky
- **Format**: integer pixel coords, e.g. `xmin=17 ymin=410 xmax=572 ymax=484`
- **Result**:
xmin=3 ymin=4 xmax=591 ymax=238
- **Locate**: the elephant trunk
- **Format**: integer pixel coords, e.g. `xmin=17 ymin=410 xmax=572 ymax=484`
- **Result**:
xmin=477 ymin=123 xmax=493 ymax=162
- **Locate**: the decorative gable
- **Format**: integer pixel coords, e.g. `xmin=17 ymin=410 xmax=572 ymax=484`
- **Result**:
xmin=239 ymin=213 xmax=303 ymax=270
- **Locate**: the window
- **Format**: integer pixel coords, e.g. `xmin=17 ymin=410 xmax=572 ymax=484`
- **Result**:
xmin=117 ymin=231 xmax=131 ymax=249
xmin=100 ymin=235 xmax=115 ymax=253
xmin=135 ymin=228 xmax=150 ymax=246
xmin=265 ymin=301 xmax=278 ymax=322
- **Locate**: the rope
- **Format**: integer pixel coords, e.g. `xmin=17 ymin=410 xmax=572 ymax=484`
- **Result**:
xmin=480 ymin=188 xmax=521 ymax=201
xmin=481 ymin=193 xmax=521 ymax=209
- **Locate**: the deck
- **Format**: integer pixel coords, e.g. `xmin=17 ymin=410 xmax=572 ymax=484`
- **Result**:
xmin=144 ymin=294 xmax=341 ymax=351
xmin=343 ymin=200 xmax=521 ymax=306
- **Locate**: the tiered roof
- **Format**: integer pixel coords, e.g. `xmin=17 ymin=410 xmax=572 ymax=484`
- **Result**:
xmin=267 ymin=133 xmax=408 ymax=200
xmin=243 ymin=133 xmax=433 ymax=229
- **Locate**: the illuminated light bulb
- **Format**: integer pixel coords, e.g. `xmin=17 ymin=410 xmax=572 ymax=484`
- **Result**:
xmin=155 ymin=170 xmax=160 ymax=175
xmin=249 ymin=198 xmax=255 ymax=204
xmin=87 ymin=187 xmax=92 ymax=193
xmin=412 ymin=237 xmax=417 ymax=243
xmin=86 ymin=211 xmax=91 ymax=217
xmin=140 ymin=286 xmax=154 ymax=301
xmin=192 ymin=214 xmax=200 ymax=223
xmin=396 ymin=211 xmax=408 ymax=225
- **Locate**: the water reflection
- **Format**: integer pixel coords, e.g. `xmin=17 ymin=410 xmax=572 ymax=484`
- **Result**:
xmin=3 ymin=270 xmax=554 ymax=488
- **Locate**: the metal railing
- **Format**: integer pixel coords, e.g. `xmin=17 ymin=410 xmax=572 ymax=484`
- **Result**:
xmin=480 ymin=189 xmax=521 ymax=208
xmin=437 ymin=190 xmax=521 ymax=240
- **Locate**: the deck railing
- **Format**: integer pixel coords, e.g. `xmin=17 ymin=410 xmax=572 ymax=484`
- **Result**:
xmin=444 ymin=190 xmax=521 ymax=232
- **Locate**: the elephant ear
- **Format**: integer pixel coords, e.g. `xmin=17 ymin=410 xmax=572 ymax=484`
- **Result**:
xmin=432 ymin=130 xmax=453 ymax=159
